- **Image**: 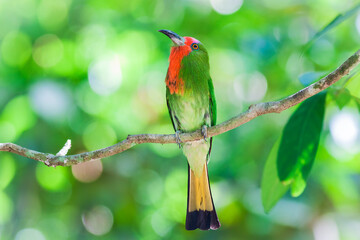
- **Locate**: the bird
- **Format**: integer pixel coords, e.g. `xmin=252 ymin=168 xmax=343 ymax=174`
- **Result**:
xmin=159 ymin=29 xmax=220 ymax=230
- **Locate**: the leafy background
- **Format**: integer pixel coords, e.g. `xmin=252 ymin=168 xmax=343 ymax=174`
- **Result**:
xmin=1 ymin=0 xmax=360 ymax=239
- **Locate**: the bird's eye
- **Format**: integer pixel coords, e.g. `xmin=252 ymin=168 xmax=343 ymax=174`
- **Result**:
xmin=191 ymin=43 xmax=199 ymax=50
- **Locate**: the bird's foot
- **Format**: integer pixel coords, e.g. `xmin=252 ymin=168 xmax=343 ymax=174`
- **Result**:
xmin=201 ymin=125 xmax=208 ymax=142
xmin=175 ymin=130 xmax=182 ymax=148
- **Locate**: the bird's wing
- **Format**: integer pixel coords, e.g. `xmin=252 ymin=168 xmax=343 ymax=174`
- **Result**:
xmin=166 ymin=88 xmax=179 ymax=132
xmin=208 ymin=77 xmax=217 ymax=157
xmin=208 ymin=77 xmax=217 ymax=127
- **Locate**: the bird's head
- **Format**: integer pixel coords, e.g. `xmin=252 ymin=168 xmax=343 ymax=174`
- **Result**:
xmin=158 ymin=29 xmax=206 ymax=58
xmin=159 ymin=29 xmax=209 ymax=95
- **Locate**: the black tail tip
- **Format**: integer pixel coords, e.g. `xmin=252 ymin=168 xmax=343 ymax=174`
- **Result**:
xmin=185 ymin=210 xmax=220 ymax=230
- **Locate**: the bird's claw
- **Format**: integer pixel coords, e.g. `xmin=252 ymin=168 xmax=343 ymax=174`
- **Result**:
xmin=175 ymin=130 xmax=182 ymax=148
xmin=201 ymin=125 xmax=208 ymax=142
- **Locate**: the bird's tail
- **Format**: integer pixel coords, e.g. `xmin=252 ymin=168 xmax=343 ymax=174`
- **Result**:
xmin=186 ymin=163 xmax=220 ymax=230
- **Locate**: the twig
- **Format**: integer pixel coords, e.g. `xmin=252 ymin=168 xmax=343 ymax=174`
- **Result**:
xmin=1 ymin=49 xmax=360 ymax=167
xmin=56 ymin=139 xmax=72 ymax=156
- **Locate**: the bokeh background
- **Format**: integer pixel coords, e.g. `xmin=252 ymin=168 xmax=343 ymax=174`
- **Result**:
xmin=1 ymin=0 xmax=360 ymax=239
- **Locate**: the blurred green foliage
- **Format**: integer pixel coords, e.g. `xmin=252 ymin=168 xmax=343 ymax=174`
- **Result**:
xmin=1 ymin=0 xmax=360 ymax=239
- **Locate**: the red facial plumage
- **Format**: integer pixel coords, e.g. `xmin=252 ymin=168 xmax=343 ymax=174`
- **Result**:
xmin=165 ymin=37 xmax=199 ymax=95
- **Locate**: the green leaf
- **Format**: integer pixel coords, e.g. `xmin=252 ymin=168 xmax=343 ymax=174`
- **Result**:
xmin=331 ymin=88 xmax=352 ymax=110
xmin=277 ymin=92 xmax=327 ymax=185
xmin=307 ymin=4 xmax=360 ymax=46
xmin=261 ymin=139 xmax=289 ymax=213
xmin=354 ymin=97 xmax=360 ymax=113
xmin=290 ymin=171 xmax=306 ymax=197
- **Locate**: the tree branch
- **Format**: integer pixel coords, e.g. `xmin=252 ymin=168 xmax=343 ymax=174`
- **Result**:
xmin=1 ymin=49 xmax=360 ymax=167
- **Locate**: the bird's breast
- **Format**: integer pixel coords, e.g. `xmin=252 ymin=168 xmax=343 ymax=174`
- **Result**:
xmin=172 ymin=94 xmax=210 ymax=132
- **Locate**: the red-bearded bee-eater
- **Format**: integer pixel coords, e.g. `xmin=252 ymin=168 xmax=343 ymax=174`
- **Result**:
xmin=159 ymin=29 xmax=220 ymax=230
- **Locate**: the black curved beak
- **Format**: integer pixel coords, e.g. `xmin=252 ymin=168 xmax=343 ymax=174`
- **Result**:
xmin=158 ymin=29 xmax=185 ymax=46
